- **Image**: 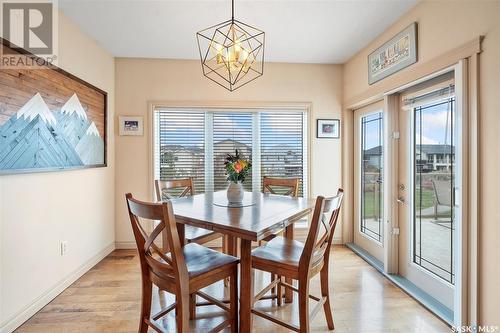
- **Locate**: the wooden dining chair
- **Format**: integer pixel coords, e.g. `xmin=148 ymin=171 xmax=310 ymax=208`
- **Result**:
xmin=263 ymin=176 xmax=299 ymax=197
xmin=261 ymin=176 xmax=300 ymax=293
xmin=126 ymin=193 xmax=239 ymax=333
xmin=155 ymin=178 xmax=222 ymax=247
xmin=251 ymin=189 xmax=344 ymax=333
xmin=261 ymin=177 xmax=299 ymax=244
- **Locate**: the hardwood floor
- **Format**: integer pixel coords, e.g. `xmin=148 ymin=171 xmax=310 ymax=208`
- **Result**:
xmin=16 ymin=246 xmax=451 ymax=333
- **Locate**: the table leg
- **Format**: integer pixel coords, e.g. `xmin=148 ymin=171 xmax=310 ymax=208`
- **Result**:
xmin=240 ymin=239 xmax=253 ymax=332
xmin=225 ymin=236 xmax=237 ymax=287
xmin=226 ymin=235 xmax=237 ymax=257
xmin=284 ymin=224 xmax=294 ymax=303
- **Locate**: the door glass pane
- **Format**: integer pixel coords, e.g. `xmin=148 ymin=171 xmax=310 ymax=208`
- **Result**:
xmin=413 ymin=98 xmax=455 ymax=284
xmin=360 ymin=112 xmax=383 ymax=242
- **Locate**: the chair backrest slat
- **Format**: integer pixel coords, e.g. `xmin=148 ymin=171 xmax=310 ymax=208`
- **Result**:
xmin=126 ymin=193 xmax=189 ymax=296
xmin=155 ymin=178 xmax=195 ymax=202
xmin=262 ymin=177 xmax=299 ymax=197
xmin=300 ymin=189 xmax=344 ymax=269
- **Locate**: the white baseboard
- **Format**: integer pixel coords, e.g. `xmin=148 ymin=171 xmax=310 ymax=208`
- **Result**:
xmin=0 ymin=242 xmax=115 ymax=333
xmin=333 ymin=237 xmax=343 ymax=245
xmin=115 ymin=241 xmax=137 ymax=249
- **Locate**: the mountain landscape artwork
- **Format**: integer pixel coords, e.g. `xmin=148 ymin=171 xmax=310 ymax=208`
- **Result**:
xmin=0 ymin=41 xmax=107 ymax=174
xmin=0 ymin=93 xmax=104 ymax=170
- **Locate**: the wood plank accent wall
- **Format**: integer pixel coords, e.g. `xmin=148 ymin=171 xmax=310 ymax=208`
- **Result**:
xmin=0 ymin=44 xmax=106 ymax=138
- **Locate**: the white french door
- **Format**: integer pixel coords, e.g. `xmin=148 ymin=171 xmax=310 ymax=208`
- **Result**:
xmin=350 ymin=62 xmax=471 ymax=325
xmin=397 ymin=76 xmax=457 ymax=310
xmin=353 ymin=101 xmax=385 ymax=262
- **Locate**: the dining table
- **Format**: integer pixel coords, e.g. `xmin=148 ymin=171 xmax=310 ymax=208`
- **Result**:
xmin=168 ymin=190 xmax=315 ymax=332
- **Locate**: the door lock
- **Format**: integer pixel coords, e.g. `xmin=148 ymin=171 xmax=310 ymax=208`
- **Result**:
xmin=399 ymin=184 xmax=406 ymax=191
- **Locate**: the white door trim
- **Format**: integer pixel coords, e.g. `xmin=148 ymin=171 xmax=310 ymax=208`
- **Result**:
xmin=367 ymin=60 xmax=476 ymax=326
xmin=453 ymin=59 xmax=469 ymax=326
xmin=343 ymin=38 xmax=481 ymax=325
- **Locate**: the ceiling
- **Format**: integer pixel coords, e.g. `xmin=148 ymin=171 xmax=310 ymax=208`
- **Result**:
xmin=59 ymin=0 xmax=418 ymax=64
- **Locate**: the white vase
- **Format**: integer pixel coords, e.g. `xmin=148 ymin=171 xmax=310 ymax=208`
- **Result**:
xmin=227 ymin=181 xmax=244 ymax=204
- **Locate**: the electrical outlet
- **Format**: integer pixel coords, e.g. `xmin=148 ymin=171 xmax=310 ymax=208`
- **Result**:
xmin=60 ymin=241 xmax=68 ymax=256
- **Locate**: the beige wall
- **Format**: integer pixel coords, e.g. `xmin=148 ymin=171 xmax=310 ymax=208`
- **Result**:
xmin=115 ymin=59 xmax=342 ymax=246
xmin=0 ymin=13 xmax=115 ymax=332
xmin=343 ymin=0 xmax=500 ymax=325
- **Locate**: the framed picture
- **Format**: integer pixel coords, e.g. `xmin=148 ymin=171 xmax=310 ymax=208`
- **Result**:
xmin=317 ymin=119 xmax=340 ymax=139
xmin=368 ymin=22 xmax=418 ymax=85
xmin=0 ymin=38 xmax=107 ymax=175
xmin=119 ymin=116 xmax=144 ymax=136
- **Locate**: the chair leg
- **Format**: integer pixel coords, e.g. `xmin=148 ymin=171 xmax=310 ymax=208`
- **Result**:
xmin=223 ymin=236 xmax=229 ymax=287
xmin=298 ymin=278 xmax=310 ymax=333
xmin=175 ymin=293 xmax=190 ymax=333
xmin=222 ymin=235 xmax=227 ymax=254
xmin=320 ymin=266 xmax=335 ymax=330
xmin=189 ymin=294 xmax=196 ymax=319
xmin=230 ymin=266 xmax=239 ymax=333
xmin=139 ymin=279 xmax=153 ymax=333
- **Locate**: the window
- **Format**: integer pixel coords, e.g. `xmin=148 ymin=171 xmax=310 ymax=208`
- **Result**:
xmin=154 ymin=110 xmax=205 ymax=193
xmin=213 ymin=113 xmax=253 ymax=191
xmin=261 ymin=112 xmax=306 ymax=196
xmin=154 ymin=107 xmax=308 ymax=198
xmin=413 ymin=98 xmax=455 ymax=284
xmin=360 ymin=112 xmax=383 ymax=242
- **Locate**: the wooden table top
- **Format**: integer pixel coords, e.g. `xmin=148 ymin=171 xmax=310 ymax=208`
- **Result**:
xmin=170 ymin=191 xmax=315 ymax=241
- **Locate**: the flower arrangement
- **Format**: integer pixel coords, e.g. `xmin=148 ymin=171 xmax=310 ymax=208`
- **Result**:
xmin=224 ymin=149 xmax=251 ymax=183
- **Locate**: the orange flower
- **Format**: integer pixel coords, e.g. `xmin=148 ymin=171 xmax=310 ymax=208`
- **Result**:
xmin=234 ymin=161 xmax=243 ymax=173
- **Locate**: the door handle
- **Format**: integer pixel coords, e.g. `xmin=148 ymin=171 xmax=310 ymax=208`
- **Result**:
xmin=397 ymin=197 xmax=405 ymax=204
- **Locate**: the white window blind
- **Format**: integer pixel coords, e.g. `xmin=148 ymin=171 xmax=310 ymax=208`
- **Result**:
xmin=213 ymin=112 xmax=253 ymax=191
xmin=154 ymin=110 xmax=205 ymax=193
xmin=261 ymin=112 xmax=307 ymax=196
xmin=154 ymin=107 xmax=308 ymax=198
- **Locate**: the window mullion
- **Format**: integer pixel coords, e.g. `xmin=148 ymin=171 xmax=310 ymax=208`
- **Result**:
xmin=252 ymin=112 xmax=261 ymax=192
xmin=302 ymin=111 xmax=308 ymax=198
xmin=205 ymin=111 xmax=214 ymax=192
xmin=153 ymin=110 xmax=160 ymax=181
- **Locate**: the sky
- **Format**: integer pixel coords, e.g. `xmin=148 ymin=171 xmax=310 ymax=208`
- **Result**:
xmin=415 ymin=99 xmax=454 ymax=145
xmin=362 ymin=99 xmax=454 ymax=150
xmin=157 ymin=111 xmax=304 ymax=151
xmin=157 ymin=100 xmax=454 ymax=154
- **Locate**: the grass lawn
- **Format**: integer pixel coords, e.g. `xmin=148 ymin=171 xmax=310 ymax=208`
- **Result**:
xmin=362 ymin=188 xmax=436 ymax=217
xmin=415 ymin=188 xmax=436 ymax=210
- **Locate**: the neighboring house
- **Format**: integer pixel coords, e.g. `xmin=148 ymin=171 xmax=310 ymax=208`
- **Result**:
xmin=159 ymin=144 xmax=204 ymax=178
xmin=213 ymin=139 xmax=252 ymax=167
xmin=416 ymin=144 xmax=455 ymax=172
xmin=362 ymin=145 xmax=383 ymax=171
xmin=160 ymin=140 xmax=303 ymax=187
xmin=261 ymin=144 xmax=302 ymax=177
xmin=363 ymin=144 xmax=454 ymax=172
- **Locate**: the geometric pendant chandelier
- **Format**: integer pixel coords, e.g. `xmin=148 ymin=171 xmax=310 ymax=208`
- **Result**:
xmin=196 ymin=0 xmax=265 ymax=92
